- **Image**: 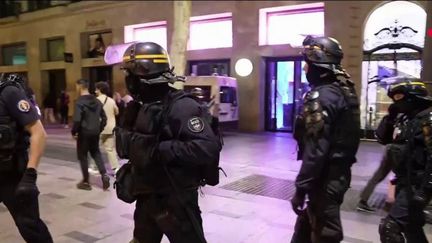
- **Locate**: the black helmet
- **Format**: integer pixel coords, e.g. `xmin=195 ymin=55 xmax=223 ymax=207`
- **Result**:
xmin=302 ymin=35 xmax=344 ymax=72
xmin=387 ymin=78 xmax=431 ymax=101
xmin=122 ymin=42 xmax=171 ymax=80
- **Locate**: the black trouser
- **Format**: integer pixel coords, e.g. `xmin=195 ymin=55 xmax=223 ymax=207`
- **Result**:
xmin=291 ymin=166 xmax=351 ymax=243
xmin=77 ymin=133 xmax=107 ymax=182
xmin=360 ymin=145 xmax=392 ymax=202
xmin=0 ymin=179 xmax=53 ymax=243
xmin=133 ymin=190 xmax=205 ymax=243
xmin=382 ymin=186 xmax=428 ymax=243
xmin=60 ymin=106 xmax=68 ymax=125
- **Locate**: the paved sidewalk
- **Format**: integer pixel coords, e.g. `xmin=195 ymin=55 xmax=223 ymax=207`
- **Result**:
xmin=0 ymin=128 xmax=430 ymax=242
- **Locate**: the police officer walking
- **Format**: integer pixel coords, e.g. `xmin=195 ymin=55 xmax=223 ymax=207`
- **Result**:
xmin=0 ymin=73 xmax=53 ymax=242
xmin=290 ymin=36 xmax=361 ymax=243
xmin=377 ymin=79 xmax=432 ymax=243
xmin=112 ymin=42 xmax=221 ymax=243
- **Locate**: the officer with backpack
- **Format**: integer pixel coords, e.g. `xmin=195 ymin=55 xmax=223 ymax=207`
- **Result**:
xmin=111 ymin=42 xmax=222 ymax=243
xmin=0 ymin=73 xmax=53 ymax=242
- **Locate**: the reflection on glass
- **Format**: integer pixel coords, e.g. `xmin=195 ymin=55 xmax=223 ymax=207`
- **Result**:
xmin=276 ymin=61 xmax=295 ymax=130
xmin=361 ymin=60 xmax=421 ymax=129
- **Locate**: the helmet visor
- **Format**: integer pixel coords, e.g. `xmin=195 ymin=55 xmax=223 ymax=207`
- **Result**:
xmin=104 ymin=42 xmax=136 ymax=65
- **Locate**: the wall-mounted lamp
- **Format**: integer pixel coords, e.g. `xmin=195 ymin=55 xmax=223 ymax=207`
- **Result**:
xmin=235 ymin=58 xmax=253 ymax=77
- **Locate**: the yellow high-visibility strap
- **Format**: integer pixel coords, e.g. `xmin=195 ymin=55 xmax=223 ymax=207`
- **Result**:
xmin=153 ymin=59 xmax=169 ymax=63
xmin=123 ymin=54 xmax=168 ymax=61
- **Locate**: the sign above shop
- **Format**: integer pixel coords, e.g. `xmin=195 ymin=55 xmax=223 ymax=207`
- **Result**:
xmin=85 ymin=20 xmax=107 ymax=30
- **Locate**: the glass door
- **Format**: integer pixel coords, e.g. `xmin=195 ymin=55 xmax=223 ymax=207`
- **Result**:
xmin=265 ymin=58 xmax=308 ymax=132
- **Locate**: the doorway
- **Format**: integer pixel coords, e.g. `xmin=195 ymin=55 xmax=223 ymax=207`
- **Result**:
xmin=82 ymin=66 xmax=113 ymax=95
xmin=265 ymin=57 xmax=309 ymax=132
xmin=41 ymin=69 xmax=66 ymax=103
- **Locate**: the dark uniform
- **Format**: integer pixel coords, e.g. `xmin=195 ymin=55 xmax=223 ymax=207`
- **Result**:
xmin=0 ymin=76 xmax=52 ymax=243
xmin=377 ymin=80 xmax=432 ymax=243
xmin=110 ymin=42 xmax=220 ymax=243
xmin=291 ymin=36 xmax=360 ymax=243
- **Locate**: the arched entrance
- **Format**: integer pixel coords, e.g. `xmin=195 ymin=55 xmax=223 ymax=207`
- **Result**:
xmin=361 ymin=1 xmax=426 ymax=138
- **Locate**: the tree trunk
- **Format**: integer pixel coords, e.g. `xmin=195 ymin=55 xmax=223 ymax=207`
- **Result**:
xmin=169 ymin=1 xmax=191 ymax=90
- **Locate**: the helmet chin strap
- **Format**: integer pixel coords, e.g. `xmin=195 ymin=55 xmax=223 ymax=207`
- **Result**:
xmin=139 ymin=68 xmax=186 ymax=85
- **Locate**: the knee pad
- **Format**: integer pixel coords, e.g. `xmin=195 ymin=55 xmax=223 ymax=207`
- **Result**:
xmin=379 ymin=218 xmax=405 ymax=243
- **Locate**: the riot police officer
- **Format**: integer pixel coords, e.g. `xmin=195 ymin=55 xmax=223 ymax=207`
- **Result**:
xmin=113 ymin=42 xmax=221 ymax=243
xmin=0 ymin=73 xmax=53 ymax=242
xmin=290 ymin=36 xmax=361 ymax=243
xmin=377 ymin=79 xmax=432 ymax=243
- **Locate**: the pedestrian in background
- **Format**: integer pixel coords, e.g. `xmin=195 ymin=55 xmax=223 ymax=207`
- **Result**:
xmin=72 ymin=79 xmax=110 ymax=191
xmin=93 ymin=81 xmax=120 ymax=174
xmin=59 ymin=90 xmax=70 ymax=128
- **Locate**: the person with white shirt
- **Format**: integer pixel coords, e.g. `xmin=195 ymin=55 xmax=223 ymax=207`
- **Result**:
xmin=90 ymin=82 xmax=120 ymax=174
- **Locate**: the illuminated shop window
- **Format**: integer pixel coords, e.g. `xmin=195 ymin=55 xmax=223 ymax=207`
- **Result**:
xmin=363 ymin=1 xmax=426 ymax=53
xmin=188 ymin=13 xmax=232 ymax=50
xmin=124 ymin=21 xmax=167 ymax=50
xmin=361 ymin=1 xmax=426 ymax=132
xmin=259 ymin=2 xmax=324 ymax=46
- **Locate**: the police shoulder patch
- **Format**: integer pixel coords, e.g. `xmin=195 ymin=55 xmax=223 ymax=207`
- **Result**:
xmin=188 ymin=117 xmax=205 ymax=133
xmin=17 ymin=100 xmax=30 ymax=113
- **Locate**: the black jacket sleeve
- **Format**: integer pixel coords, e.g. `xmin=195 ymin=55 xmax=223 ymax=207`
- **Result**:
xmin=375 ymin=115 xmax=396 ymax=145
xmin=295 ymin=86 xmax=345 ymax=195
xmin=157 ymin=97 xmax=220 ymax=167
xmin=71 ymin=101 xmax=82 ymax=136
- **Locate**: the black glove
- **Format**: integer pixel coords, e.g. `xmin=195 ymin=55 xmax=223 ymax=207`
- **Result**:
xmin=15 ymin=168 xmax=40 ymax=202
xmin=388 ymin=103 xmax=399 ymax=121
xmin=412 ymin=191 xmax=428 ymax=209
xmin=291 ymin=191 xmax=306 ymax=215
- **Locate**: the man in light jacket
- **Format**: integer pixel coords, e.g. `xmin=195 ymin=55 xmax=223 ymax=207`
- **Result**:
xmin=93 ymin=81 xmax=120 ymax=174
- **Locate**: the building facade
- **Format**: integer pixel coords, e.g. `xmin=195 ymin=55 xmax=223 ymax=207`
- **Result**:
xmin=0 ymin=0 xmax=429 ymax=133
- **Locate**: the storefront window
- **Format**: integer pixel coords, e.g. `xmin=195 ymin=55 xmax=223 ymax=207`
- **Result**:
xmin=2 ymin=43 xmax=26 ymax=65
xmin=361 ymin=60 xmax=422 ymax=129
xmin=361 ymin=1 xmax=426 ymax=132
xmin=86 ymin=31 xmax=112 ymax=58
xmin=259 ymin=2 xmax=324 ymax=46
xmin=47 ymin=38 xmax=65 ymax=61
xmin=188 ymin=13 xmax=232 ymax=50
xmin=124 ymin=21 xmax=167 ymax=50
xmin=188 ymin=59 xmax=230 ymax=76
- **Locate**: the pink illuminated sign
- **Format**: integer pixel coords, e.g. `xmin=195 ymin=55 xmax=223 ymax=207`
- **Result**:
xmin=188 ymin=13 xmax=233 ymax=50
xmin=124 ymin=21 xmax=167 ymax=50
xmin=259 ymin=3 xmax=325 ymax=47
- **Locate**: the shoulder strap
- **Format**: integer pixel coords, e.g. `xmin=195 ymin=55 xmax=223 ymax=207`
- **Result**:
xmin=158 ymin=91 xmax=189 ymax=140
xmin=102 ymin=96 xmax=108 ymax=106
